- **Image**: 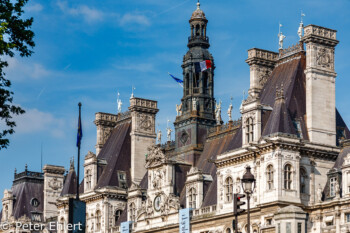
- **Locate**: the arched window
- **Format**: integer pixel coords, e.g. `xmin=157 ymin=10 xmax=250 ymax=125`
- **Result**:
xmin=225 ymin=228 xmax=232 ymax=233
xmin=203 ymin=72 xmax=208 ymax=94
xmin=246 ymin=117 xmax=254 ymax=143
xmin=195 ymin=24 xmax=200 ymax=36
xmin=225 ymin=177 xmax=234 ymax=202
xmin=96 ymin=210 xmax=101 ymax=231
xmin=267 ymin=165 xmax=274 ymax=190
xmin=185 ymin=73 xmax=190 ymax=95
xmin=193 ymin=73 xmax=200 ymax=89
xmin=188 ymin=188 xmax=197 ymax=208
xmin=129 ymin=203 xmax=136 ymax=221
xmin=300 ymin=168 xmax=307 ymax=194
xmin=284 ymin=164 xmax=292 ymax=190
xmin=114 ymin=209 xmax=122 ymax=225
xmin=86 ymin=169 xmax=92 ymax=190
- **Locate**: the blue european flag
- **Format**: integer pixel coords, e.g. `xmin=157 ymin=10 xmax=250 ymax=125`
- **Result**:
xmin=76 ymin=106 xmax=83 ymax=147
xmin=168 ymin=73 xmax=183 ymax=87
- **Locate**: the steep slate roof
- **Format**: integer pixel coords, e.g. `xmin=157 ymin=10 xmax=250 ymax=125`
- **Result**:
xmin=11 ymin=180 xmax=44 ymax=219
xmin=177 ymin=127 xmax=243 ymax=207
xmin=95 ymin=121 xmax=132 ymax=189
xmin=262 ymin=94 xmax=296 ymax=136
xmin=61 ymin=168 xmax=77 ymax=196
xmin=260 ymin=57 xmax=308 ymax=138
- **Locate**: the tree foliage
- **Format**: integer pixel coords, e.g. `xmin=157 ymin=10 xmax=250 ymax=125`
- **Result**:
xmin=0 ymin=0 xmax=35 ymax=149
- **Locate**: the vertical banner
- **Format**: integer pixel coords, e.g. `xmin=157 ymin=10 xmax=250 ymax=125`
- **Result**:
xmin=68 ymin=198 xmax=86 ymax=233
xmin=179 ymin=208 xmax=192 ymax=233
xmin=121 ymin=221 xmax=132 ymax=233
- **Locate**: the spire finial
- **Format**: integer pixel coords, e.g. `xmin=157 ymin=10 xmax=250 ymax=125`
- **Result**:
xmin=25 ymin=164 xmax=28 ymax=171
xmin=70 ymin=157 xmax=75 ymax=171
xmin=197 ymin=0 xmax=200 ymax=9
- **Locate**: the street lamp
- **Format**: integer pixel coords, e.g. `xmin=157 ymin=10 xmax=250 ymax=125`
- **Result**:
xmin=241 ymin=166 xmax=256 ymax=233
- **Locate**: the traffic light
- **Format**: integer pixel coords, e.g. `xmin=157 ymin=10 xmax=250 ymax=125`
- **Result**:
xmin=234 ymin=193 xmax=246 ymax=216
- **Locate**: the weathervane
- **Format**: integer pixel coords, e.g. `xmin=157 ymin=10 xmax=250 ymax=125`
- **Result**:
xmin=298 ymin=11 xmax=306 ymax=39
xmin=278 ymin=23 xmax=286 ymax=49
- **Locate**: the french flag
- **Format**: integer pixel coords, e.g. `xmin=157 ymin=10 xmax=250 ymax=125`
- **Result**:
xmin=195 ymin=60 xmax=212 ymax=73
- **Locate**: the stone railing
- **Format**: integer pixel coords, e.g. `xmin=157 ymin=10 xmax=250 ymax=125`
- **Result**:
xmin=15 ymin=170 xmax=44 ymax=180
xmin=160 ymin=140 xmax=176 ymax=149
xmin=208 ymin=118 xmax=241 ymax=135
xmin=95 ymin=112 xmax=118 ymax=122
xmin=118 ymin=111 xmax=131 ymax=121
xmin=304 ymin=24 xmax=337 ymax=40
xmin=246 ymin=48 xmax=278 ymax=67
xmin=130 ymin=97 xmax=157 ymax=109
xmin=192 ymin=205 xmax=217 ymax=217
xmin=279 ymin=42 xmax=304 ymax=59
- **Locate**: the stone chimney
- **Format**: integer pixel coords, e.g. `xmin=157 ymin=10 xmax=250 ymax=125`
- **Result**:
xmin=94 ymin=112 xmax=118 ymax=155
xmin=43 ymin=165 xmax=65 ymax=221
xmin=246 ymin=48 xmax=278 ymax=97
xmin=129 ymin=97 xmax=159 ymax=184
xmin=302 ymin=25 xmax=339 ymax=146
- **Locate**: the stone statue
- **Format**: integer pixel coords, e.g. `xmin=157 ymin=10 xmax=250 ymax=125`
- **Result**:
xmin=215 ymin=100 xmax=222 ymax=125
xmin=167 ymin=128 xmax=172 ymax=142
xmin=117 ymin=99 xmax=122 ymax=113
xmin=176 ymin=103 xmax=182 ymax=116
xmin=278 ymin=32 xmax=286 ymax=49
xmin=157 ymin=130 xmax=162 ymax=144
xmin=227 ymin=103 xmax=233 ymax=121
xmin=335 ymin=182 xmax=340 ymax=198
xmin=298 ymin=22 xmax=304 ymax=39
xmin=317 ymin=185 xmax=323 ymax=202
xmin=192 ymin=98 xmax=198 ymax=111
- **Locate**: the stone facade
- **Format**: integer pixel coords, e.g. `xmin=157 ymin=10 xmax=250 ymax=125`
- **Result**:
xmin=2 ymin=3 xmax=350 ymax=233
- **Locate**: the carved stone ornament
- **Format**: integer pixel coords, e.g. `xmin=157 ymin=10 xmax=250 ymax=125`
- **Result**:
xmin=258 ymin=68 xmax=272 ymax=87
xmin=145 ymin=145 xmax=167 ymax=168
xmin=139 ymin=114 xmax=153 ymax=131
xmin=180 ymin=130 xmax=189 ymax=145
xmin=152 ymin=169 xmax=164 ymax=189
xmin=48 ymin=178 xmax=62 ymax=191
xmin=316 ymin=47 xmax=333 ymax=69
xmin=161 ymin=194 xmax=180 ymax=216
xmin=103 ymin=128 xmax=112 ymax=143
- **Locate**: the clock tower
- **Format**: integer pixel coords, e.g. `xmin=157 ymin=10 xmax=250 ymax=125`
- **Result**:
xmin=174 ymin=1 xmax=216 ymax=165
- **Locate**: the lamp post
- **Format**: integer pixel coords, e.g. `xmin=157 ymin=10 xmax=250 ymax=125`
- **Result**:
xmin=241 ymin=166 xmax=256 ymax=233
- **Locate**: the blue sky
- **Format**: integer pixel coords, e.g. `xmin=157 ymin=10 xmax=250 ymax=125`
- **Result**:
xmin=1 ymin=0 xmax=350 ymax=197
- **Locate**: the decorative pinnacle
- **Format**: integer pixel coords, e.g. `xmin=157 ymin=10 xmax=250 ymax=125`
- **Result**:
xmin=197 ymin=0 xmax=200 ymax=9
xmin=25 ymin=164 xmax=28 ymax=171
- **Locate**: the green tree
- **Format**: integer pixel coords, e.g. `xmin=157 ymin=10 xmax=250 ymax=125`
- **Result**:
xmin=0 ymin=0 xmax=35 ymax=149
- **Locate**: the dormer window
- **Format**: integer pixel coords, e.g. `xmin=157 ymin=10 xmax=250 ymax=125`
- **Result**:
xmin=330 ymin=177 xmax=337 ymax=197
xmin=246 ymin=117 xmax=254 ymax=143
xmin=188 ymin=188 xmax=197 ymax=208
xmin=224 ymin=177 xmax=233 ymax=202
xmin=118 ymin=171 xmax=127 ymax=189
xmin=85 ymin=169 xmax=92 ymax=190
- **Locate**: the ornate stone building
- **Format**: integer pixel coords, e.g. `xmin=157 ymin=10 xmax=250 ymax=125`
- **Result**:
xmin=1 ymin=2 xmax=350 ymax=233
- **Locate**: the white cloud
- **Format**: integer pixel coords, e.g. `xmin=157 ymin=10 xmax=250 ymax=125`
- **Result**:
xmin=14 ymin=109 xmax=66 ymax=138
xmin=25 ymin=3 xmax=43 ymax=13
xmin=120 ymin=13 xmax=151 ymax=27
xmin=57 ymin=1 xmax=104 ymax=23
xmin=6 ymin=57 xmax=51 ymax=80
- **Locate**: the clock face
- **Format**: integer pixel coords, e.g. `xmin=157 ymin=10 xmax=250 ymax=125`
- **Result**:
xmin=154 ymin=196 xmax=161 ymax=211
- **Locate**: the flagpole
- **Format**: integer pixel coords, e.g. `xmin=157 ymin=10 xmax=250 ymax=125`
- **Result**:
xmin=76 ymin=102 xmax=82 ymax=200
